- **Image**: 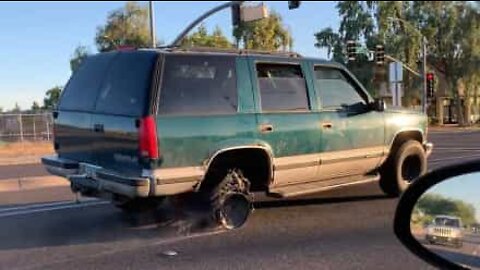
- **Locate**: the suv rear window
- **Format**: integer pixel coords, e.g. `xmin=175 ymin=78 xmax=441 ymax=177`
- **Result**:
xmin=158 ymin=55 xmax=237 ymax=115
xmin=59 ymin=53 xmax=115 ymax=111
xmin=95 ymin=51 xmax=157 ymax=116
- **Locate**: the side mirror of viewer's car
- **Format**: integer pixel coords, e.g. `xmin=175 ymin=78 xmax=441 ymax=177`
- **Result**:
xmin=370 ymin=98 xmax=386 ymax=112
xmin=394 ymin=160 xmax=480 ymax=270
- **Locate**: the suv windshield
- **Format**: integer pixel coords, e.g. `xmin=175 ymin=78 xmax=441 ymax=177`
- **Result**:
xmin=434 ymin=218 xmax=461 ymax=228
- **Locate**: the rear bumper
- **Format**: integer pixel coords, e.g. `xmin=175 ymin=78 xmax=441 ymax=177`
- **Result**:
xmin=41 ymin=155 xmax=149 ymax=198
xmin=423 ymin=142 xmax=433 ymax=158
xmin=41 ymin=155 xmax=198 ymax=198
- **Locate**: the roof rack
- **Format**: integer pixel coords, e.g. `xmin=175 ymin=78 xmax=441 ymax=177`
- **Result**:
xmin=160 ymin=46 xmax=302 ymax=58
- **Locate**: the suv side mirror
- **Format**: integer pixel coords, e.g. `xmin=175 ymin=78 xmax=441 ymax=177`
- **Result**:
xmin=370 ymin=98 xmax=386 ymax=112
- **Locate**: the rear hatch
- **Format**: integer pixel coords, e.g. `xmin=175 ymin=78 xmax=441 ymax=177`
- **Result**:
xmin=55 ymin=50 xmax=159 ymax=176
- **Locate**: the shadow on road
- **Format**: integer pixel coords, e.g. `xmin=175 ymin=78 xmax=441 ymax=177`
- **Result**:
xmin=430 ymin=246 xmax=480 ymax=269
xmin=255 ymin=194 xmax=390 ymax=209
xmin=0 ymin=193 xmax=390 ymax=251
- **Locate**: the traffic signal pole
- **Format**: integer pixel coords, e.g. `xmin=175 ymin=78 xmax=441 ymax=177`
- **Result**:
xmin=149 ymin=1 xmax=156 ymax=48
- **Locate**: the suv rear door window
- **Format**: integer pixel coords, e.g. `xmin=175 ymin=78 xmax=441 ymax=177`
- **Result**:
xmin=59 ymin=53 xmax=115 ymax=111
xmin=314 ymin=67 xmax=367 ymax=110
xmin=95 ymin=51 xmax=157 ymax=116
xmin=158 ymin=55 xmax=237 ymax=115
xmin=256 ymin=63 xmax=310 ymax=112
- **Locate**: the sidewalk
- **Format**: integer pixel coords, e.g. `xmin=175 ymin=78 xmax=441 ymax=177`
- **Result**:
xmin=429 ymin=124 xmax=480 ymax=133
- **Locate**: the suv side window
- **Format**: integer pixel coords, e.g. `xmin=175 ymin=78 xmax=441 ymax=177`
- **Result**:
xmin=59 ymin=53 xmax=115 ymax=111
xmin=158 ymin=55 xmax=237 ymax=115
xmin=95 ymin=51 xmax=157 ymax=116
xmin=314 ymin=66 xmax=367 ymax=111
xmin=256 ymin=63 xmax=310 ymax=112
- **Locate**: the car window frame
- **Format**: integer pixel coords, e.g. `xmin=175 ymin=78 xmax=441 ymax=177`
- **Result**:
xmin=254 ymin=61 xmax=312 ymax=114
xmin=156 ymin=53 xmax=240 ymax=117
xmin=313 ymin=64 xmax=372 ymax=113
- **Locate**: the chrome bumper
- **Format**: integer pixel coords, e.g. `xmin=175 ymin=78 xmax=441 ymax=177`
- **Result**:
xmin=41 ymin=155 xmax=150 ymax=198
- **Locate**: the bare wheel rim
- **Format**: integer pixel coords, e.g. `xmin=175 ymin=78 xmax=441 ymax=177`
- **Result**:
xmin=220 ymin=194 xmax=251 ymax=229
xmin=401 ymin=155 xmax=422 ymax=183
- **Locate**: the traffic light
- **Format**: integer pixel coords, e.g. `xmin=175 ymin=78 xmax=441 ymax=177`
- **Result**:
xmin=375 ymin=44 xmax=385 ymax=65
xmin=288 ymin=1 xmax=301 ymax=10
xmin=426 ymin=72 xmax=435 ymax=98
xmin=346 ymin=40 xmax=357 ymax=61
xmin=231 ymin=3 xmax=241 ymax=27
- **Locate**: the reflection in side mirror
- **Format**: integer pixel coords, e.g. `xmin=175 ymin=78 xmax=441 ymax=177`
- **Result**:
xmin=394 ymin=162 xmax=480 ymax=270
xmin=371 ymin=98 xmax=386 ymax=112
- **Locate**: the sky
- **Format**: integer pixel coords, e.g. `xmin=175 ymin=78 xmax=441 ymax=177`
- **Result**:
xmin=0 ymin=1 xmax=339 ymax=111
xmin=425 ymin=172 xmax=480 ymax=222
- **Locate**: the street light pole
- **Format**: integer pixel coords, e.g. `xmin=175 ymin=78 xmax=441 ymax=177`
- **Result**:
xmin=149 ymin=1 xmax=156 ymax=48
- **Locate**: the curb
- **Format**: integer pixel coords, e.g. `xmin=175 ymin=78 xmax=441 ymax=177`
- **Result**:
xmin=0 ymin=176 xmax=69 ymax=193
xmin=0 ymin=156 xmax=43 ymax=166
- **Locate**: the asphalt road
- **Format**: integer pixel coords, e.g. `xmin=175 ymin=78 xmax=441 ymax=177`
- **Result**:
xmin=0 ymin=130 xmax=479 ymax=270
xmin=417 ymin=233 xmax=480 ymax=269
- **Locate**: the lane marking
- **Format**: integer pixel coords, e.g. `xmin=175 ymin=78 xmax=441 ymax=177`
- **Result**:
xmin=0 ymin=199 xmax=99 ymax=214
xmin=430 ymin=153 xmax=480 ymax=163
xmin=434 ymin=148 xmax=480 ymax=151
xmin=0 ymin=200 xmax=109 ymax=218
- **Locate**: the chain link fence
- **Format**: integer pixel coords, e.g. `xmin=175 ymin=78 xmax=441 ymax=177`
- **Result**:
xmin=0 ymin=113 xmax=53 ymax=142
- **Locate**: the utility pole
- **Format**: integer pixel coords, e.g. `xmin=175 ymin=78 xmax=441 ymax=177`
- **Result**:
xmin=149 ymin=1 xmax=156 ymax=48
xmin=422 ymin=36 xmax=428 ymax=114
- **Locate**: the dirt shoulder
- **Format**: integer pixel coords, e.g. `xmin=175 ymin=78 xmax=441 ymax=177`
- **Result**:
xmin=0 ymin=141 xmax=54 ymax=165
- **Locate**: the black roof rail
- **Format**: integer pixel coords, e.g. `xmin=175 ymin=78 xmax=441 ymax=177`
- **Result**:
xmin=159 ymin=46 xmax=302 ymax=58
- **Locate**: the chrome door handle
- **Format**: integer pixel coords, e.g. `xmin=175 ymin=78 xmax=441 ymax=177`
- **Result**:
xmin=259 ymin=124 xmax=274 ymax=133
xmin=321 ymin=122 xmax=333 ymax=129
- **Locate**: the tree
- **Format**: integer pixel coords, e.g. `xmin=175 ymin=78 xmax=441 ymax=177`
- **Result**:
xmin=181 ymin=24 xmax=233 ymax=48
xmin=70 ymin=45 xmax=90 ymax=73
xmin=31 ymin=101 xmax=41 ymax=112
xmin=11 ymin=103 xmax=21 ymax=113
xmin=416 ymin=193 xmax=478 ymax=226
xmin=233 ymin=11 xmax=292 ymax=51
xmin=314 ymin=2 xmax=379 ymax=95
xmin=43 ymin=86 xmax=62 ymax=110
xmin=95 ymin=1 xmax=151 ymax=52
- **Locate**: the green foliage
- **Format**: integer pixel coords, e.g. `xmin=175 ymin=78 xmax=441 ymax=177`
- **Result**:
xmin=233 ymin=11 xmax=292 ymax=51
xmin=181 ymin=24 xmax=233 ymax=49
xmin=43 ymin=86 xmax=62 ymax=110
xmin=95 ymin=2 xmax=151 ymax=52
xmin=415 ymin=193 xmax=478 ymax=226
xmin=314 ymin=1 xmax=479 ymax=110
xmin=70 ymin=45 xmax=90 ymax=73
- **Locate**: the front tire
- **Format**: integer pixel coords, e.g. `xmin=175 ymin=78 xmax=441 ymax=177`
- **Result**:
xmin=380 ymin=140 xmax=427 ymax=197
xmin=207 ymin=169 xmax=253 ymax=230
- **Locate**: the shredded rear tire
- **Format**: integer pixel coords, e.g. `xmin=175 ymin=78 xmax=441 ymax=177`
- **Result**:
xmin=208 ymin=169 xmax=253 ymax=230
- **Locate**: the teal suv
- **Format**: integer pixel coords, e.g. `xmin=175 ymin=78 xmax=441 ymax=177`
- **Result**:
xmin=42 ymin=47 xmax=433 ymax=229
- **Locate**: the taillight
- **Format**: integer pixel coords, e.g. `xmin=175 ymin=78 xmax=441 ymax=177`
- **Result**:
xmin=139 ymin=116 xmax=159 ymax=159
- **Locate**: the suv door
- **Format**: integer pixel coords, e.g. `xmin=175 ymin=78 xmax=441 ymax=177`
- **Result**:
xmin=155 ymin=54 xmax=258 ymax=171
xmin=312 ymin=64 xmax=384 ymax=179
xmin=250 ymin=60 xmax=321 ymax=186
xmin=55 ymin=53 xmax=115 ymax=164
